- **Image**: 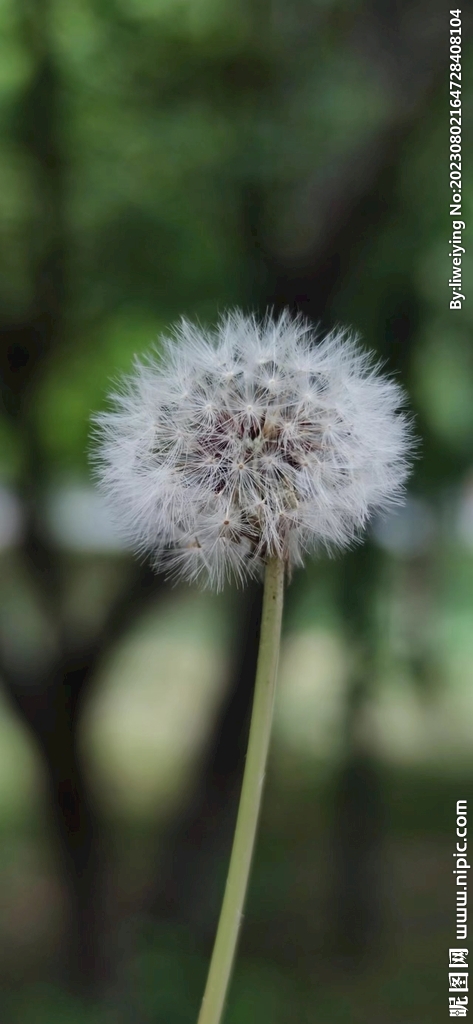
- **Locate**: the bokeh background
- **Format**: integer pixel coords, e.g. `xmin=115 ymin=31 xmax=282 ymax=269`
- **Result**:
xmin=1 ymin=1 xmax=473 ymax=1021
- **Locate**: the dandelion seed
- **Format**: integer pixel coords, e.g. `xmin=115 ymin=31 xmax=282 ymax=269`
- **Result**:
xmin=91 ymin=309 xmax=414 ymax=589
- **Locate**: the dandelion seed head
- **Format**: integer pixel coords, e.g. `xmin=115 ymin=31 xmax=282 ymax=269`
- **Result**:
xmin=91 ymin=310 xmax=415 ymax=589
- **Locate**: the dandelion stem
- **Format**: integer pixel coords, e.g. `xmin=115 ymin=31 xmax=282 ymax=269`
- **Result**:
xmin=196 ymin=556 xmax=285 ymax=1024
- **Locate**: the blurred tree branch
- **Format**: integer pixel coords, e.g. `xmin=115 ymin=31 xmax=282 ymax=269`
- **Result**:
xmin=0 ymin=0 xmax=168 ymax=992
xmin=148 ymin=581 xmax=264 ymax=939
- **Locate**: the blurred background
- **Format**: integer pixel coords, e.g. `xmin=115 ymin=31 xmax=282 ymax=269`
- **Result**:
xmin=0 ymin=0 xmax=472 ymax=1021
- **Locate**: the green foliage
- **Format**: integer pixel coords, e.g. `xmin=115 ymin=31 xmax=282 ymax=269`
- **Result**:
xmin=1 ymin=0 xmax=471 ymax=485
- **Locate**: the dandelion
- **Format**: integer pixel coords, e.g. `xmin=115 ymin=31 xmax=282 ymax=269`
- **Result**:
xmin=91 ymin=309 xmax=414 ymax=1024
xmin=92 ymin=310 xmax=412 ymax=590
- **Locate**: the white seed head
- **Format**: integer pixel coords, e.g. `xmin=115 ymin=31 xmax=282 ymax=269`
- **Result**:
xmin=91 ymin=310 xmax=415 ymax=589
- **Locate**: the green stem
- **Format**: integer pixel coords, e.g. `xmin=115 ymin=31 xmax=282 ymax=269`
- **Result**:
xmin=197 ymin=556 xmax=285 ymax=1024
